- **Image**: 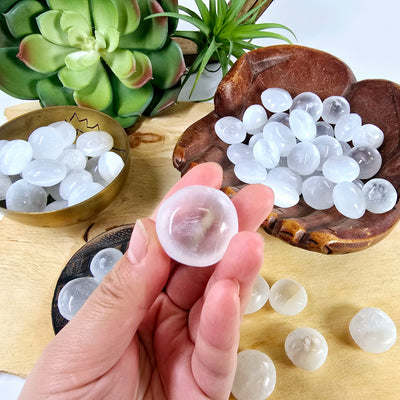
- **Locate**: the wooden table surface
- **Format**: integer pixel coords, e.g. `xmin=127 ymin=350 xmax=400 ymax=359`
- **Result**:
xmin=0 ymin=102 xmax=399 ymax=400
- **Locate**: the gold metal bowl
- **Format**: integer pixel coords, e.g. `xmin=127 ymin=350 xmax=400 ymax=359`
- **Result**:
xmin=0 ymin=106 xmax=130 ymax=227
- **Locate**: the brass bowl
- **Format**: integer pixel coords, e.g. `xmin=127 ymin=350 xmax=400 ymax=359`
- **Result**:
xmin=173 ymin=45 xmax=400 ymax=254
xmin=0 ymin=106 xmax=130 ymax=227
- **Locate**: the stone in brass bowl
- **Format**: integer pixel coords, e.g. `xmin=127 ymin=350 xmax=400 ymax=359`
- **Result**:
xmin=0 ymin=106 xmax=130 ymax=227
xmin=173 ymin=45 xmax=400 ymax=254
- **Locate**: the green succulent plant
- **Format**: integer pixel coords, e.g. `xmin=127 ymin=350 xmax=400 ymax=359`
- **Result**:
xmin=0 ymin=0 xmax=186 ymax=127
xmin=147 ymin=0 xmax=295 ymax=97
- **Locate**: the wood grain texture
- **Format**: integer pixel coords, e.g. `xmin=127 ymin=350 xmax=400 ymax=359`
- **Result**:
xmin=0 ymin=102 xmax=399 ymax=400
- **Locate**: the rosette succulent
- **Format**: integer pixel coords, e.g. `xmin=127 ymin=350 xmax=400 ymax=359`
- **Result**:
xmin=0 ymin=0 xmax=186 ymax=127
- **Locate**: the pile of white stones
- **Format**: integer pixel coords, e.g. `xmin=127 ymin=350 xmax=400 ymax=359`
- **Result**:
xmin=0 ymin=121 xmax=124 ymax=212
xmin=215 ymin=89 xmax=398 ymax=219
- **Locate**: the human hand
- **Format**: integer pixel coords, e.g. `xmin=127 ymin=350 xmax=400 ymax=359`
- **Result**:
xmin=19 ymin=162 xmax=274 ymax=400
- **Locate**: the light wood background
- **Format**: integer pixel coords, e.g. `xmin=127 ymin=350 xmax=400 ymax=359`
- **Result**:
xmin=0 ymin=102 xmax=399 ymax=399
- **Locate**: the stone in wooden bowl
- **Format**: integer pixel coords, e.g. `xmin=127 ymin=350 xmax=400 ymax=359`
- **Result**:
xmin=173 ymin=45 xmax=400 ymax=254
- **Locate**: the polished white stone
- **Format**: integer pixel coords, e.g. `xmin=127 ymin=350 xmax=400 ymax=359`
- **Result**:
xmin=347 ymin=146 xmax=382 ymax=179
xmin=98 ymin=151 xmax=124 ymax=183
xmin=333 ymin=181 xmax=366 ymax=219
xmin=90 ymin=247 xmax=123 ymax=282
xmin=242 ymin=104 xmax=268 ymax=134
xmin=321 ymin=96 xmax=350 ymax=124
xmin=68 ymin=182 xmax=104 ymax=206
xmin=261 ymin=87 xmax=292 ymax=113
xmin=5 ymin=179 xmax=47 ymax=212
xmin=362 ymin=178 xmax=397 ymax=213
xmin=290 ymin=91 xmax=323 ymax=121
xmin=302 ymin=175 xmax=335 ymax=210
xmin=22 ymin=159 xmax=67 ymax=187
xmin=245 ymin=274 xmax=270 ymax=315
xmin=76 ymin=130 xmax=114 ymax=157
xmin=215 ymin=116 xmax=247 ymax=144
xmin=0 ymin=140 xmax=33 ymax=175
xmin=28 ymin=126 xmax=64 ymax=159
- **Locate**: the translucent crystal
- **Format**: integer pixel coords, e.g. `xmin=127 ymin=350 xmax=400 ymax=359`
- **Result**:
xmin=0 ymin=140 xmax=33 ymax=175
xmin=46 ymin=183 xmax=63 ymax=201
xmin=321 ymin=96 xmax=350 ymax=124
xmin=252 ymin=138 xmax=280 ymax=169
xmin=263 ymin=122 xmax=296 ymax=157
xmin=227 ymin=143 xmax=254 ymax=164
xmin=5 ymin=179 xmax=47 ymax=212
xmin=234 ymin=160 xmax=267 ymax=184
xmin=242 ymin=104 xmax=268 ymax=134
xmin=245 ymin=274 xmax=270 ymax=314
xmin=262 ymin=176 xmax=299 ymax=208
xmin=0 ymin=173 xmax=12 ymax=201
xmin=248 ymin=133 xmax=263 ymax=149
xmin=45 ymin=200 xmax=68 ymax=212
xmin=269 ymin=278 xmax=307 ymax=316
xmin=339 ymin=140 xmax=352 ymax=155
xmin=349 ymin=307 xmax=397 ymax=353
xmin=155 ymin=185 xmax=238 ymax=267
xmin=85 ymin=157 xmax=108 ymax=186
xmin=232 ymin=349 xmax=276 ymax=400
xmin=290 ymin=92 xmax=323 ymax=121
xmin=90 ymin=247 xmax=123 ymax=282
xmin=268 ymin=112 xmax=290 ymax=127
xmin=98 ymin=151 xmax=124 ymax=183
xmin=352 ymin=124 xmax=384 ymax=148
xmin=58 ymin=148 xmax=87 ymax=171
xmin=68 ymin=182 xmax=104 ymax=206
xmin=302 ymin=176 xmax=335 ymax=210
xmin=261 ymin=87 xmax=292 ymax=113
xmin=28 ymin=126 xmax=65 ymax=159
xmin=362 ymin=178 xmax=397 ymax=213
xmin=347 ymin=146 xmax=382 ymax=179
xmin=49 ymin=121 xmax=77 ymax=148
xmin=57 ymin=277 xmax=98 ymax=320
xmin=334 ymin=113 xmax=362 ymax=142
xmin=285 ymin=327 xmax=328 ymax=370
xmin=76 ymin=130 xmax=114 ymax=157
xmin=22 ymin=159 xmax=67 ymax=187
xmin=214 ymin=116 xmax=247 ymax=144
xmin=268 ymin=167 xmax=303 ymax=195
xmin=313 ymin=135 xmax=343 ymax=170
xmin=316 ymin=121 xmax=334 ymax=137
xmin=287 ymin=142 xmax=320 ymax=176
xmin=333 ymin=181 xmax=366 ymax=219
xmin=322 ymin=155 xmax=360 ymax=183
xmin=59 ymin=170 xmax=93 ymax=200
xmin=289 ymin=109 xmax=316 ymax=141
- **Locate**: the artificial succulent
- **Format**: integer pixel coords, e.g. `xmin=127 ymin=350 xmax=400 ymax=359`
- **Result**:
xmin=0 ymin=0 xmax=186 ymax=127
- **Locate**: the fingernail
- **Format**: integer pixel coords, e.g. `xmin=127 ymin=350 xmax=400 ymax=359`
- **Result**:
xmin=129 ymin=219 xmax=149 ymax=264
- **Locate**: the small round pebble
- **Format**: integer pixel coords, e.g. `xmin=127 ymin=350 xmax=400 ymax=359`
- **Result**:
xmin=285 ymin=327 xmax=328 ymax=370
xmin=85 ymin=157 xmax=109 ymax=186
xmin=263 ymin=121 xmax=296 ymax=156
xmin=362 ymin=178 xmax=397 ymax=214
xmin=287 ymin=142 xmax=320 ymax=176
xmin=334 ymin=113 xmax=362 ymax=142
xmin=302 ymin=176 xmax=335 ymax=210
xmin=289 ymin=109 xmax=316 ymax=141
xmin=234 ymin=160 xmax=267 ymax=184
xmin=268 ymin=112 xmax=290 ymax=127
xmin=313 ymin=135 xmax=343 ymax=170
xmin=28 ymin=126 xmax=65 ymax=159
xmin=155 ymin=185 xmax=238 ymax=267
xmin=333 ymin=181 xmax=366 ymax=219
xmin=262 ymin=176 xmax=299 ymax=208
xmin=322 ymin=155 xmax=360 ymax=183
xmin=59 ymin=170 xmax=93 ymax=200
xmin=252 ymin=139 xmax=280 ymax=169
xmin=98 ymin=151 xmax=124 ymax=183
xmin=352 ymin=124 xmax=384 ymax=148
xmin=0 ymin=172 xmax=12 ymax=201
xmin=68 ymin=182 xmax=104 ymax=206
xmin=290 ymin=91 xmax=323 ymax=121
xmin=214 ymin=116 xmax=247 ymax=144
xmin=347 ymin=146 xmax=382 ymax=179
xmin=269 ymin=278 xmax=308 ymax=316
xmin=57 ymin=277 xmax=98 ymax=320
xmin=76 ymin=130 xmax=114 ymax=157
xmin=49 ymin=121 xmax=77 ymax=147
xmin=6 ymin=179 xmax=47 ymax=212
xmin=227 ymin=143 xmax=254 ymax=164
xmin=261 ymin=87 xmax=292 ymax=113
xmin=232 ymin=349 xmax=276 ymax=400
xmin=248 ymin=132 xmax=263 ymax=149
xmin=245 ymin=274 xmax=270 ymax=315
xmin=349 ymin=307 xmax=397 ymax=353
xmin=58 ymin=148 xmax=87 ymax=171
xmin=45 ymin=200 xmax=69 ymax=212
xmin=22 ymin=159 xmax=68 ymax=187
xmin=268 ymin=167 xmax=303 ymax=195
xmin=0 ymin=140 xmax=33 ymax=175
xmin=321 ymin=96 xmax=350 ymax=124
xmin=90 ymin=247 xmax=123 ymax=282
xmin=242 ymin=104 xmax=268 ymax=134
xmin=316 ymin=121 xmax=334 ymax=137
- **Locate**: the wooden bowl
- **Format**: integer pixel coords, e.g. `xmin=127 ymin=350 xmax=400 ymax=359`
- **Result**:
xmin=51 ymin=224 xmax=134 ymax=333
xmin=0 ymin=106 xmax=130 ymax=227
xmin=173 ymin=45 xmax=400 ymax=254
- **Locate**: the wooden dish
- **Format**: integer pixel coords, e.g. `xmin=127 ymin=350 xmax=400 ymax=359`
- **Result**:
xmin=0 ymin=106 xmax=130 ymax=227
xmin=51 ymin=224 xmax=134 ymax=334
xmin=172 ymin=45 xmax=400 ymax=254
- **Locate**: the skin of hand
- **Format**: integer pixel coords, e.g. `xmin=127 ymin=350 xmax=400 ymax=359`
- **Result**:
xmin=18 ymin=162 xmax=274 ymax=400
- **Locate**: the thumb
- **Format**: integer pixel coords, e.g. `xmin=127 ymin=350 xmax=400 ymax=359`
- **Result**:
xmin=49 ymin=218 xmax=170 ymax=375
